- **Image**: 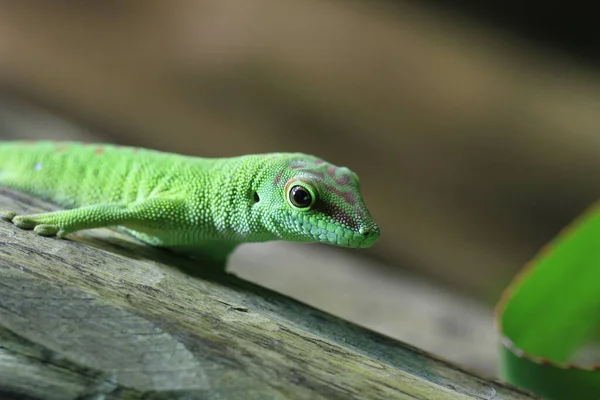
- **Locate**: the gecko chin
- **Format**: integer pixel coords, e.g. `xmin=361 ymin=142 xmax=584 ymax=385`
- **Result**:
xmin=287 ymin=217 xmax=380 ymax=248
xmin=319 ymin=224 xmax=380 ymax=248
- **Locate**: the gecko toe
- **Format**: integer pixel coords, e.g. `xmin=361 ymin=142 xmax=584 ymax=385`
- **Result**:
xmin=12 ymin=215 xmax=36 ymax=229
xmin=33 ymin=224 xmax=61 ymax=237
xmin=56 ymin=229 xmax=70 ymax=239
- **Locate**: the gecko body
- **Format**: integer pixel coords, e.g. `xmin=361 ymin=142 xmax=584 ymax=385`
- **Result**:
xmin=0 ymin=141 xmax=379 ymax=262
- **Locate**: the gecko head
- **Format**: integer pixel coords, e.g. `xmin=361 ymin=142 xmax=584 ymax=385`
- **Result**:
xmin=253 ymin=154 xmax=380 ymax=248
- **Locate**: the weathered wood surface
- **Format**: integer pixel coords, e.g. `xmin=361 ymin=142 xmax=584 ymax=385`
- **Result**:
xmin=0 ymin=188 xmax=534 ymax=399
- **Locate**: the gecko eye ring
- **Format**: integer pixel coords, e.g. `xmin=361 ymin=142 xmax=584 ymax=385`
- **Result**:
xmin=286 ymin=183 xmax=316 ymax=209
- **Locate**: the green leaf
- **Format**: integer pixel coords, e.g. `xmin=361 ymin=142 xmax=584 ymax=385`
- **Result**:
xmin=496 ymin=204 xmax=600 ymax=399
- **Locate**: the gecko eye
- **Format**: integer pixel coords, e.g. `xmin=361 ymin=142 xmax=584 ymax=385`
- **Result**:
xmin=289 ymin=185 xmax=313 ymax=209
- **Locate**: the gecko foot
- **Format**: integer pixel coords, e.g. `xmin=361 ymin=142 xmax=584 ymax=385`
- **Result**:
xmin=11 ymin=215 xmax=36 ymax=229
xmin=33 ymin=224 xmax=63 ymax=237
xmin=0 ymin=210 xmax=17 ymax=221
xmin=10 ymin=215 xmax=63 ymax=237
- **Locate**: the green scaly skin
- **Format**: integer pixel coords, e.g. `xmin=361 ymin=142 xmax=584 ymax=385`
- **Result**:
xmin=0 ymin=141 xmax=380 ymax=263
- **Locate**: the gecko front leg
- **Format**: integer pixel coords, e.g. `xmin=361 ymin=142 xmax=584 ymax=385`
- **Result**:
xmin=1 ymin=197 xmax=184 ymax=238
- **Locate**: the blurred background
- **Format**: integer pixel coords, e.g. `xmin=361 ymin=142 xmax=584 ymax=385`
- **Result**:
xmin=1 ymin=0 xmax=599 ymax=377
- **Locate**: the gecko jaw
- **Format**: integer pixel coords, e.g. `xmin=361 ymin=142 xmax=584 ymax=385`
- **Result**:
xmin=290 ymin=213 xmax=380 ymax=248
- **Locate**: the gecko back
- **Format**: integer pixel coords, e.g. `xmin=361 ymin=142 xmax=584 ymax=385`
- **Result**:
xmin=0 ymin=141 xmax=202 ymax=209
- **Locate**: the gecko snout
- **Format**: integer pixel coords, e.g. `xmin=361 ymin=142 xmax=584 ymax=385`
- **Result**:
xmin=358 ymin=224 xmax=380 ymax=238
xmin=353 ymin=223 xmax=380 ymax=248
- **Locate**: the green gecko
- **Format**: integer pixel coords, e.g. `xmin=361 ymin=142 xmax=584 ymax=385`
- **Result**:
xmin=0 ymin=141 xmax=379 ymax=264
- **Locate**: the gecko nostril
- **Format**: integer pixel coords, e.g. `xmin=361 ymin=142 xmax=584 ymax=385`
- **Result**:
xmin=359 ymin=227 xmax=370 ymax=236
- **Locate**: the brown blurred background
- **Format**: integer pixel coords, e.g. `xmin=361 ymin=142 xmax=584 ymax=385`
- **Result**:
xmin=1 ymin=0 xmax=599 ymax=376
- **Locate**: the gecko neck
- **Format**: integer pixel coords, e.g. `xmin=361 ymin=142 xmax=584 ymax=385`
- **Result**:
xmin=191 ymin=155 xmax=278 ymax=243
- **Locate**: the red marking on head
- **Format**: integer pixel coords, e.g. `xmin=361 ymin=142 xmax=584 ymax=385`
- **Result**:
xmin=94 ymin=147 xmax=105 ymax=155
xmin=340 ymin=190 xmax=356 ymax=206
xmin=305 ymin=171 xmax=325 ymax=180
xmin=314 ymin=159 xmax=325 ymax=165
xmin=327 ymin=165 xmax=337 ymax=178
xmin=324 ymin=203 xmax=357 ymax=229
xmin=290 ymin=163 xmax=305 ymax=170
xmin=322 ymin=182 xmax=356 ymax=206
xmin=25 ymin=141 xmax=37 ymax=146
xmin=54 ymin=145 xmax=69 ymax=153
xmin=325 ymin=165 xmax=352 ymax=186
xmin=334 ymin=174 xmax=350 ymax=186
xmin=273 ymin=171 xmax=283 ymax=186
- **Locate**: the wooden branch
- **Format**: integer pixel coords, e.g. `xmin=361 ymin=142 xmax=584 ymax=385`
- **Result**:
xmin=0 ymin=187 xmax=535 ymax=399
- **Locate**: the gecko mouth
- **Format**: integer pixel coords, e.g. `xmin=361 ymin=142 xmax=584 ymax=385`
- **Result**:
xmin=294 ymin=216 xmax=380 ymax=248
xmin=323 ymin=224 xmax=380 ymax=248
xmin=316 ymin=228 xmax=379 ymax=248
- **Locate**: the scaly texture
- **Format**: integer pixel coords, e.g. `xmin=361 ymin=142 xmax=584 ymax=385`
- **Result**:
xmin=0 ymin=141 xmax=379 ymax=262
